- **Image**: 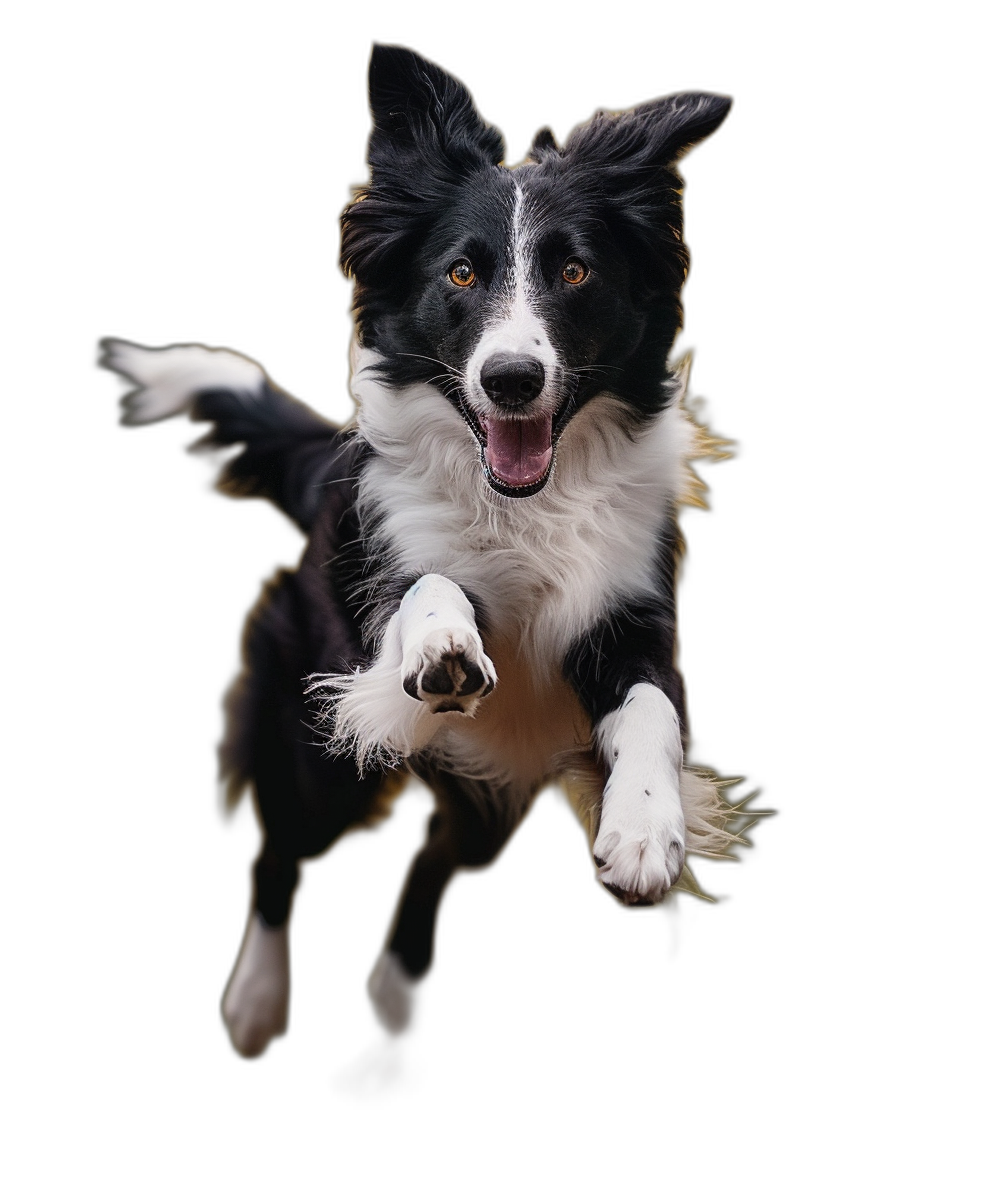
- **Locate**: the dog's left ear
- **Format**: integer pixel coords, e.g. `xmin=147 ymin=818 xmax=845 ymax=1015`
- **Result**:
xmin=559 ymin=93 xmax=731 ymax=299
xmin=565 ymin=92 xmax=731 ymax=170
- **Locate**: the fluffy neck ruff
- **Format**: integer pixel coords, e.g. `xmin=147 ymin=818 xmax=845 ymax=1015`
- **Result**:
xmin=350 ymin=347 xmax=708 ymax=664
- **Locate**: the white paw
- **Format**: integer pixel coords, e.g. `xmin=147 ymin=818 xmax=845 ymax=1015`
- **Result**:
xmin=401 ymin=624 xmax=496 ymax=715
xmin=592 ymin=683 xmax=686 ymax=905
xmin=221 ymin=914 xmax=290 ymax=1057
xmin=593 ymin=810 xmax=685 ymax=905
xmin=367 ymin=950 xmax=414 ymax=1033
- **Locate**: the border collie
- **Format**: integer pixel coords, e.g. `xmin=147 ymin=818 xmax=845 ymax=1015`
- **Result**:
xmin=101 ymin=45 xmax=747 ymax=1057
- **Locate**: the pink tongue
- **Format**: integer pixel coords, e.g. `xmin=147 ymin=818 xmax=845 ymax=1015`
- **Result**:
xmin=484 ymin=414 xmax=553 ymax=487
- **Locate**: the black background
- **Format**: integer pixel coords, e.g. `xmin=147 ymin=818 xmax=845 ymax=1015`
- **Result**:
xmin=51 ymin=13 xmax=867 ymax=1150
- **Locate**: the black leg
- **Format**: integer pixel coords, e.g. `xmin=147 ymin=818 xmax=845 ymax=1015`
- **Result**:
xmin=250 ymin=732 xmax=389 ymax=917
xmin=386 ymin=768 xmax=522 ymax=981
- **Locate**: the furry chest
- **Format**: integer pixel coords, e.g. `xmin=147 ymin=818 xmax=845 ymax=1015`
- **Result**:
xmin=436 ymin=636 xmax=596 ymax=793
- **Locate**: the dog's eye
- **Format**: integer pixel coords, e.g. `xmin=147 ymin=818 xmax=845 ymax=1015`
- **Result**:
xmin=448 ymin=259 xmax=476 ymax=287
xmin=562 ymin=258 xmax=588 ymax=285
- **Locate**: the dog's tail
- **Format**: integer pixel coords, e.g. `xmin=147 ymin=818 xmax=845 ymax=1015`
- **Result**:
xmin=100 ymin=338 xmax=347 ymax=533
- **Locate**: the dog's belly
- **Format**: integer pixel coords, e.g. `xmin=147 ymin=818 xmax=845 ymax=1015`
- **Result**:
xmin=438 ymin=637 xmax=596 ymax=793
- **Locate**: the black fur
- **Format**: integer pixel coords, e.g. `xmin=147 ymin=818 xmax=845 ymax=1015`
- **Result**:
xmin=110 ymin=44 xmax=731 ymax=1050
xmin=563 ymin=524 xmax=688 ymax=738
xmin=342 ymin=47 xmax=729 ymax=431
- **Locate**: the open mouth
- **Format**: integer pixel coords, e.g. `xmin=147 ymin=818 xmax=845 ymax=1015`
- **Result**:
xmin=453 ymin=398 xmax=577 ymax=499
xmin=479 ymin=411 xmax=554 ymax=494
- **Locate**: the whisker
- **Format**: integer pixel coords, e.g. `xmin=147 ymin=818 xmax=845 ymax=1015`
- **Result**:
xmin=397 ymin=352 xmax=467 ymax=380
xmin=569 ymin=363 xmax=625 ymax=377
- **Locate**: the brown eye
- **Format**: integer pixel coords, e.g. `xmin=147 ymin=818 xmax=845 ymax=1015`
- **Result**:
xmin=562 ymin=258 xmax=588 ymax=285
xmin=449 ymin=259 xmax=476 ymax=287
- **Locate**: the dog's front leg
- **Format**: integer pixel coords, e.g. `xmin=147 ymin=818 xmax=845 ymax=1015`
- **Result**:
xmin=565 ymin=607 xmax=687 ymax=904
xmin=398 ymin=574 xmax=496 ymax=713
xmin=319 ymin=574 xmax=495 ymax=767
xmin=592 ymin=683 xmax=685 ymax=903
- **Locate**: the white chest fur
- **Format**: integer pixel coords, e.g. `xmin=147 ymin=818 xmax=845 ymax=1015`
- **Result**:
xmin=319 ymin=350 xmax=705 ymax=798
xmin=351 ymin=349 xmax=699 ymax=669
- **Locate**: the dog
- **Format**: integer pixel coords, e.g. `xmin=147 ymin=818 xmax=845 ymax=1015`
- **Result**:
xmin=101 ymin=44 xmax=745 ymax=1057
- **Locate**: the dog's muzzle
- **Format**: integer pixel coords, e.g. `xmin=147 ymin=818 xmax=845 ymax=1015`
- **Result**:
xmin=468 ymin=353 xmax=552 ymax=496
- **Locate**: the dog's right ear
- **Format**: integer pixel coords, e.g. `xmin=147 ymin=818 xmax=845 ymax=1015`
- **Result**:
xmin=366 ymin=45 xmax=504 ymax=174
xmin=342 ymin=47 xmax=504 ymax=287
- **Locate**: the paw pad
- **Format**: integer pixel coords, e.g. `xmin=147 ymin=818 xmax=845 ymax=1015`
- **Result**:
xmin=401 ymin=627 xmax=496 ymax=715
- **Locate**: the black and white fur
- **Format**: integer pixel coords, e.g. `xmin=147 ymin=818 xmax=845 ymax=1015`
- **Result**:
xmin=102 ymin=46 xmax=741 ymax=1057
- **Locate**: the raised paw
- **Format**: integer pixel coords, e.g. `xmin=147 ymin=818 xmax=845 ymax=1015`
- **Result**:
xmin=401 ymin=625 xmax=496 ymax=715
xmin=593 ymin=810 xmax=685 ymax=906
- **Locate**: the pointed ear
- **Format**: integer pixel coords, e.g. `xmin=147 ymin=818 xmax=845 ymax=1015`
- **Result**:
xmin=566 ymin=91 xmax=731 ymax=169
xmin=366 ymin=44 xmax=504 ymax=173
xmin=341 ymin=47 xmax=503 ymax=287
xmin=557 ymin=92 xmax=731 ymax=296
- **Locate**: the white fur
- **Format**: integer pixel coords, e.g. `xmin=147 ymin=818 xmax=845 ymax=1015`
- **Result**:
xmin=399 ymin=573 xmax=497 ymax=707
xmin=463 ymin=182 xmax=561 ymax=420
xmin=220 ymin=913 xmax=290 ymax=1057
xmin=352 ymin=345 xmax=698 ymax=668
xmin=313 ymin=574 xmax=496 ymax=768
xmin=312 ymin=612 xmax=440 ymax=769
xmin=327 ymin=299 xmax=720 ymax=851
xmin=593 ymin=683 xmax=685 ymax=903
xmin=102 ymin=338 xmax=266 ymax=424
xmin=367 ymin=950 xmax=414 ymax=1033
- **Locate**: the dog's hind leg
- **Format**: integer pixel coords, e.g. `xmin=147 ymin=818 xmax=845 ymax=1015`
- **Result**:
xmin=222 ymin=741 xmax=390 ymax=1057
xmin=368 ymin=769 xmax=520 ymax=1032
xmin=221 ymin=918 xmax=289 ymax=1054
xmin=220 ymin=570 xmax=390 ymax=1056
xmin=307 ymin=575 xmax=504 ymax=1037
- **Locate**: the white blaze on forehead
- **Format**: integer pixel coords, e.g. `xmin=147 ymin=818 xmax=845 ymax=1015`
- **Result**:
xmin=509 ymin=183 xmax=534 ymax=326
xmin=465 ymin=180 xmax=559 ymax=415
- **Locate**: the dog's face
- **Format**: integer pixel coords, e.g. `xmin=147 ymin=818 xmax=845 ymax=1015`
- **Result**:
xmin=342 ymin=46 xmax=729 ymax=497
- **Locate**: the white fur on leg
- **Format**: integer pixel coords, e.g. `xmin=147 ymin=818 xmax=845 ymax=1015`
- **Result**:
xmin=100 ymin=338 xmax=267 ymax=424
xmin=313 ymin=575 xmax=496 ymax=769
xmin=220 ymin=913 xmax=290 ymax=1057
xmin=398 ymin=574 xmax=496 ymax=712
xmin=367 ymin=950 xmax=414 ymax=1033
xmin=593 ymin=683 xmax=685 ymax=904
xmin=316 ymin=611 xmax=442 ymax=768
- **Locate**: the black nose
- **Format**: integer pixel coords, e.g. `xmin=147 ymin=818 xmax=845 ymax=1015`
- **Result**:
xmin=480 ymin=354 xmax=545 ymax=407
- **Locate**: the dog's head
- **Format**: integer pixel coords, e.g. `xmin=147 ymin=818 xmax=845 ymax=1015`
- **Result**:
xmin=341 ymin=45 xmax=730 ymax=498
